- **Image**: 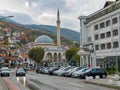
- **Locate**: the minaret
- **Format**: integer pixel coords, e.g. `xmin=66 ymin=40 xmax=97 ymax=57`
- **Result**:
xmin=56 ymin=9 xmax=61 ymax=47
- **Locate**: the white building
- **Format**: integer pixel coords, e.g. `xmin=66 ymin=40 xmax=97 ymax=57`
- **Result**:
xmin=78 ymin=0 xmax=120 ymax=71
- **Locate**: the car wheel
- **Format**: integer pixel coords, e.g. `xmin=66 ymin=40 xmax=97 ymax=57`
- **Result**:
xmin=84 ymin=75 xmax=87 ymax=79
xmin=102 ymin=74 xmax=106 ymax=78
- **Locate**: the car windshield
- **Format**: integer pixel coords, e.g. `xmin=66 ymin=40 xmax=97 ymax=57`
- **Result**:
xmin=85 ymin=68 xmax=92 ymax=72
xmin=75 ymin=67 xmax=84 ymax=71
xmin=17 ymin=70 xmax=25 ymax=72
xmin=2 ymin=67 xmax=9 ymax=70
xmin=2 ymin=69 xmax=9 ymax=71
xmin=64 ymin=67 xmax=71 ymax=71
xmin=82 ymin=68 xmax=90 ymax=72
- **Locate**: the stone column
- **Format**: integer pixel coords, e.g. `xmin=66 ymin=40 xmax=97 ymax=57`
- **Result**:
xmin=52 ymin=53 xmax=54 ymax=63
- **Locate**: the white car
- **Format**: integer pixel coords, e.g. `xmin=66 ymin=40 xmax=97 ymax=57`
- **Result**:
xmin=55 ymin=67 xmax=65 ymax=75
xmin=1 ymin=67 xmax=10 ymax=77
xmin=72 ymin=68 xmax=89 ymax=78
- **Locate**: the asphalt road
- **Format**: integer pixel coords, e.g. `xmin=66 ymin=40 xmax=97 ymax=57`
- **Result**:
xmin=24 ymin=72 xmax=117 ymax=90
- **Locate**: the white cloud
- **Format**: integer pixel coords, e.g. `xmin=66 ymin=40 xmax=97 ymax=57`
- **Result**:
xmin=0 ymin=0 xmax=110 ymax=32
xmin=25 ymin=1 xmax=30 ymax=8
xmin=31 ymin=2 xmax=38 ymax=7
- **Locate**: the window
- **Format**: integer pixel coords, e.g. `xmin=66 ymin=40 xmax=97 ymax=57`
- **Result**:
xmin=95 ymin=45 xmax=99 ymax=50
xmin=106 ymin=31 xmax=111 ymax=37
xmin=106 ymin=20 xmax=110 ymax=26
xmin=100 ymin=22 xmax=105 ymax=28
xmin=87 ymin=37 xmax=91 ymax=42
xmin=94 ymin=24 xmax=98 ymax=30
xmin=112 ymin=17 xmax=118 ymax=24
xmin=100 ymin=33 xmax=105 ymax=39
xmin=113 ymin=41 xmax=119 ymax=48
xmin=107 ymin=42 xmax=111 ymax=49
xmin=101 ymin=44 xmax=105 ymax=50
xmin=113 ymin=29 xmax=118 ymax=36
xmin=95 ymin=35 xmax=99 ymax=40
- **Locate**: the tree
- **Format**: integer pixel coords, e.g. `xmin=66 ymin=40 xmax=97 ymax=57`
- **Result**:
xmin=73 ymin=53 xmax=80 ymax=66
xmin=66 ymin=47 xmax=78 ymax=62
xmin=28 ymin=47 xmax=45 ymax=65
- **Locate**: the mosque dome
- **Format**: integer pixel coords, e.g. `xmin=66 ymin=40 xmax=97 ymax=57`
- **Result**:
xmin=34 ymin=35 xmax=53 ymax=43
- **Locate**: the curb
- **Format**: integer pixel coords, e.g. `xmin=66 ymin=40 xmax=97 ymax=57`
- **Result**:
xmin=84 ymin=80 xmax=120 ymax=90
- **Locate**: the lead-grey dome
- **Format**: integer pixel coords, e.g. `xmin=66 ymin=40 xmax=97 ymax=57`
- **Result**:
xmin=34 ymin=35 xmax=53 ymax=43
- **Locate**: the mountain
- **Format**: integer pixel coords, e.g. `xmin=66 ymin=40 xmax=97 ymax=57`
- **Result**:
xmin=0 ymin=16 xmax=80 ymax=42
xmin=24 ymin=24 xmax=80 ymax=41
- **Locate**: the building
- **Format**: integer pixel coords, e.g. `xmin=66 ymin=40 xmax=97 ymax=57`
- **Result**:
xmin=19 ymin=53 xmax=34 ymax=67
xmin=78 ymin=0 xmax=120 ymax=71
xmin=30 ymin=10 xmax=66 ymax=66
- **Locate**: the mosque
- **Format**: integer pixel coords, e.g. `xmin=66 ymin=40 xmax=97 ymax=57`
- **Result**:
xmin=31 ymin=10 xmax=66 ymax=66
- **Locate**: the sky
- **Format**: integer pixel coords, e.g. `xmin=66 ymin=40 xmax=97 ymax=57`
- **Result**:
xmin=0 ymin=0 xmax=116 ymax=32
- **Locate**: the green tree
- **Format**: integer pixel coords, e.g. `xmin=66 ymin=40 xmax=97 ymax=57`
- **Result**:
xmin=28 ymin=47 xmax=45 ymax=65
xmin=20 ymin=39 xmax=27 ymax=44
xmin=73 ymin=53 xmax=80 ymax=66
xmin=66 ymin=47 xmax=78 ymax=62
xmin=29 ymin=36 xmax=35 ymax=42
xmin=4 ymin=40 xmax=9 ymax=45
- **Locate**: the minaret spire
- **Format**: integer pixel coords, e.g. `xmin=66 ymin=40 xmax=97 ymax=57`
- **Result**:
xmin=56 ymin=9 xmax=61 ymax=47
xmin=57 ymin=9 xmax=60 ymax=21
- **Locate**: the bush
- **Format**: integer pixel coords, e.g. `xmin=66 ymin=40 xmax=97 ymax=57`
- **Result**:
xmin=106 ymin=67 xmax=117 ymax=74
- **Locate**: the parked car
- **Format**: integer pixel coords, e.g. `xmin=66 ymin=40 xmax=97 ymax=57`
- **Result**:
xmin=62 ymin=66 xmax=76 ymax=76
xmin=67 ymin=67 xmax=79 ymax=77
xmin=36 ymin=66 xmax=43 ymax=73
xmin=48 ymin=67 xmax=59 ymax=75
xmin=70 ymin=67 xmax=86 ymax=77
xmin=57 ymin=66 xmax=70 ymax=76
xmin=1 ymin=67 xmax=10 ymax=77
xmin=16 ymin=69 xmax=25 ymax=77
xmin=71 ymin=67 xmax=89 ymax=78
xmin=61 ymin=67 xmax=73 ymax=76
xmin=41 ymin=67 xmax=49 ymax=74
xmin=79 ymin=68 xmax=107 ymax=79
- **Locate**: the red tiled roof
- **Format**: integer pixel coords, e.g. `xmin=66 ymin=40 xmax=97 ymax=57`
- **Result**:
xmin=7 ymin=50 xmax=16 ymax=53
xmin=0 ymin=54 xmax=6 ymax=57
xmin=21 ymin=53 xmax=28 ymax=58
xmin=3 ymin=56 xmax=18 ymax=61
xmin=0 ymin=44 xmax=9 ymax=48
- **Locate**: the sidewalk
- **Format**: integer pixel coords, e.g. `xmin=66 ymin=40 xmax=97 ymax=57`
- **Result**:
xmin=0 ymin=77 xmax=8 ymax=90
xmin=83 ymin=76 xmax=120 ymax=90
xmin=0 ymin=77 xmax=30 ymax=90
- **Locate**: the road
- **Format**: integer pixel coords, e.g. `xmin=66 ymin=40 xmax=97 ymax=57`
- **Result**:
xmin=22 ymin=72 xmax=117 ymax=90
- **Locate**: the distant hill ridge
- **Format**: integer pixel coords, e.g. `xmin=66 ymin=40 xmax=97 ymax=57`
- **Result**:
xmin=24 ymin=24 xmax=80 ymax=41
xmin=0 ymin=16 xmax=80 ymax=41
